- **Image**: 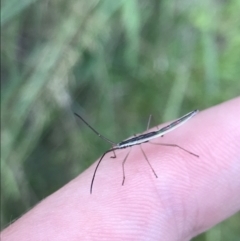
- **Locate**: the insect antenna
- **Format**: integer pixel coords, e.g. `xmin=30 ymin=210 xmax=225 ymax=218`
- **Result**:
xmin=74 ymin=113 xmax=116 ymax=145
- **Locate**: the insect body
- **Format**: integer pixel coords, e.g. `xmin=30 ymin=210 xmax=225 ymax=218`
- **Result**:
xmin=74 ymin=110 xmax=199 ymax=194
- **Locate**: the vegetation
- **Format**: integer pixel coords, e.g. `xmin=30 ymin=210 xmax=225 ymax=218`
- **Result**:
xmin=1 ymin=0 xmax=240 ymax=239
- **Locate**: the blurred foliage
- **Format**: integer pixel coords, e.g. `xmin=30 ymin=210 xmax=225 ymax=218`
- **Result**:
xmin=1 ymin=0 xmax=240 ymax=239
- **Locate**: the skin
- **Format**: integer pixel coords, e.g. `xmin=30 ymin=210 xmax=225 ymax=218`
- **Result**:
xmin=1 ymin=97 xmax=240 ymax=241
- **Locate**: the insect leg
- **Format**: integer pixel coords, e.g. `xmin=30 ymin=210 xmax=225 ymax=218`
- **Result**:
xmin=111 ymin=148 xmax=117 ymax=158
xmin=150 ymin=142 xmax=199 ymax=157
xmin=122 ymin=149 xmax=131 ymax=186
xmin=146 ymin=115 xmax=162 ymax=133
xmin=90 ymin=148 xmax=118 ymax=194
xmin=146 ymin=114 xmax=152 ymax=131
xmin=140 ymin=145 xmax=158 ymax=178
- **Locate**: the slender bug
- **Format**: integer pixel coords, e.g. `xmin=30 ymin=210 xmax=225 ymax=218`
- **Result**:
xmin=74 ymin=110 xmax=199 ymax=194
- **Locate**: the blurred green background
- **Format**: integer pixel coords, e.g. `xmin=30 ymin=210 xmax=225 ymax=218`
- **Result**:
xmin=1 ymin=0 xmax=240 ymax=239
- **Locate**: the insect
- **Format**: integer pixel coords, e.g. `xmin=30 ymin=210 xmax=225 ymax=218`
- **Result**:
xmin=74 ymin=110 xmax=199 ymax=194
